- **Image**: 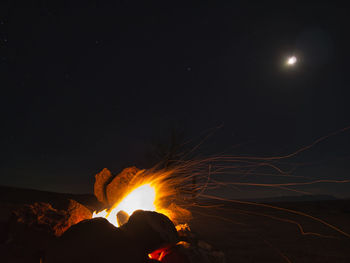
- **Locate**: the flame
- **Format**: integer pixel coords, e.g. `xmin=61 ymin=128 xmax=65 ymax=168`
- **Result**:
xmin=93 ymin=184 xmax=158 ymax=227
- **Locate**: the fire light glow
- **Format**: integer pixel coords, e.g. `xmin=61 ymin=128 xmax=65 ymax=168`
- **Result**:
xmin=92 ymin=184 xmax=157 ymax=227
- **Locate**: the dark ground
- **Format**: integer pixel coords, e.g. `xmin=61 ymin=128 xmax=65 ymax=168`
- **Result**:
xmin=190 ymin=199 xmax=350 ymax=263
xmin=1 ymin=185 xmax=350 ymax=263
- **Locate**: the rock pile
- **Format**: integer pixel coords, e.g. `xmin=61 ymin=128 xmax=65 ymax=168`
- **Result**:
xmin=2 ymin=199 xmax=92 ymax=263
xmin=11 ymin=199 xmax=92 ymax=237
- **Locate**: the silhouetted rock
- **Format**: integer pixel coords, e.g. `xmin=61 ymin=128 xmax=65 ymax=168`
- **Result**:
xmin=45 ymin=217 xmax=147 ymax=263
xmin=172 ymin=224 xmax=226 ymax=263
xmin=45 ymin=210 xmax=179 ymax=263
xmin=120 ymin=210 xmax=179 ymax=253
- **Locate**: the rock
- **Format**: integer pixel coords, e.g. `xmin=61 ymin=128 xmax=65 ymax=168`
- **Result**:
xmin=94 ymin=168 xmax=113 ymax=204
xmin=11 ymin=202 xmax=65 ymax=238
xmin=60 ymin=199 xmax=92 ymax=236
xmin=94 ymin=167 xmax=142 ymax=206
xmin=197 ymin=240 xmax=212 ymax=251
xmin=11 ymin=199 xmax=92 ymax=238
xmin=176 ymin=239 xmax=226 ymax=263
xmin=176 ymin=223 xmax=195 ymax=240
xmin=45 ymin=211 xmax=180 ymax=263
xmin=177 ymin=241 xmax=191 ymax=249
xmin=209 ymin=251 xmax=226 ymax=263
xmin=117 ymin=210 xmax=130 ymax=226
xmin=165 ymin=203 xmax=192 ymax=225
xmin=105 ymin=167 xmax=141 ymax=205
xmin=175 ymin=241 xmax=211 ymax=263
xmin=121 ymin=210 xmax=179 ymax=254
xmin=6 ymin=199 xmax=92 ymax=263
xmin=44 ymin=218 xmax=148 ymax=263
xmin=174 ymin=225 xmax=226 ymax=263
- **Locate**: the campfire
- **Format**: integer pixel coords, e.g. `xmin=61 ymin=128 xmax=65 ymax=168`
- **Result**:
xmin=91 ymin=166 xmax=194 ymax=226
xmin=73 ymin=166 xmax=224 ymax=263
xmin=7 ymin=166 xmax=225 ymax=263
xmin=88 ymin=167 xmax=193 ymax=262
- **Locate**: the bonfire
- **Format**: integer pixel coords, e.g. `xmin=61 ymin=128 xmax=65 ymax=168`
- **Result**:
xmin=41 ymin=166 xmax=224 ymax=263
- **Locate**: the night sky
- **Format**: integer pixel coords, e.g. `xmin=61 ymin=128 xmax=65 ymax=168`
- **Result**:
xmin=1 ymin=1 xmax=350 ymax=196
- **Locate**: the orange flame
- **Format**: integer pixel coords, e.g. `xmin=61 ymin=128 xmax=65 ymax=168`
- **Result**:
xmin=92 ymin=167 xmax=193 ymax=227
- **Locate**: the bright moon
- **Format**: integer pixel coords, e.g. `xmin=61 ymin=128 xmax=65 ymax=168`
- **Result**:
xmin=286 ymin=56 xmax=297 ymax=65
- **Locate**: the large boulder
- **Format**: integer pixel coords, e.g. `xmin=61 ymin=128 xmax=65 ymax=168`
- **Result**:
xmin=44 ymin=217 xmax=147 ymax=263
xmin=44 ymin=210 xmax=179 ymax=263
xmin=120 ymin=210 xmax=179 ymax=254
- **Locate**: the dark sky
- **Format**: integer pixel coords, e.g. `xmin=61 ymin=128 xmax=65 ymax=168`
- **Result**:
xmin=1 ymin=1 xmax=350 ymax=196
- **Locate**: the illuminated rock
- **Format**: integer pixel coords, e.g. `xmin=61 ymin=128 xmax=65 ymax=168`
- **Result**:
xmin=105 ymin=166 xmax=142 ymax=206
xmin=93 ymin=168 xmax=113 ymax=204
xmin=11 ymin=199 xmax=92 ymax=237
xmin=116 ymin=210 xmax=129 ymax=226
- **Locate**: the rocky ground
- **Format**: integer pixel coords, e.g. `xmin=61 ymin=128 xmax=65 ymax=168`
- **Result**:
xmin=1 ymin=185 xmax=350 ymax=263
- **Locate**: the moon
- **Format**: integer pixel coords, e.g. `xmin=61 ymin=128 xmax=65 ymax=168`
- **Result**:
xmin=286 ymin=56 xmax=297 ymax=66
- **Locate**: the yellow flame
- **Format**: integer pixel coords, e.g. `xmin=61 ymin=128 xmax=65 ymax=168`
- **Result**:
xmin=92 ymin=184 xmax=156 ymax=227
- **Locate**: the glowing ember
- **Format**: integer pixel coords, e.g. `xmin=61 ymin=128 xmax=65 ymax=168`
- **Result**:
xmin=93 ymin=184 xmax=156 ymax=227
